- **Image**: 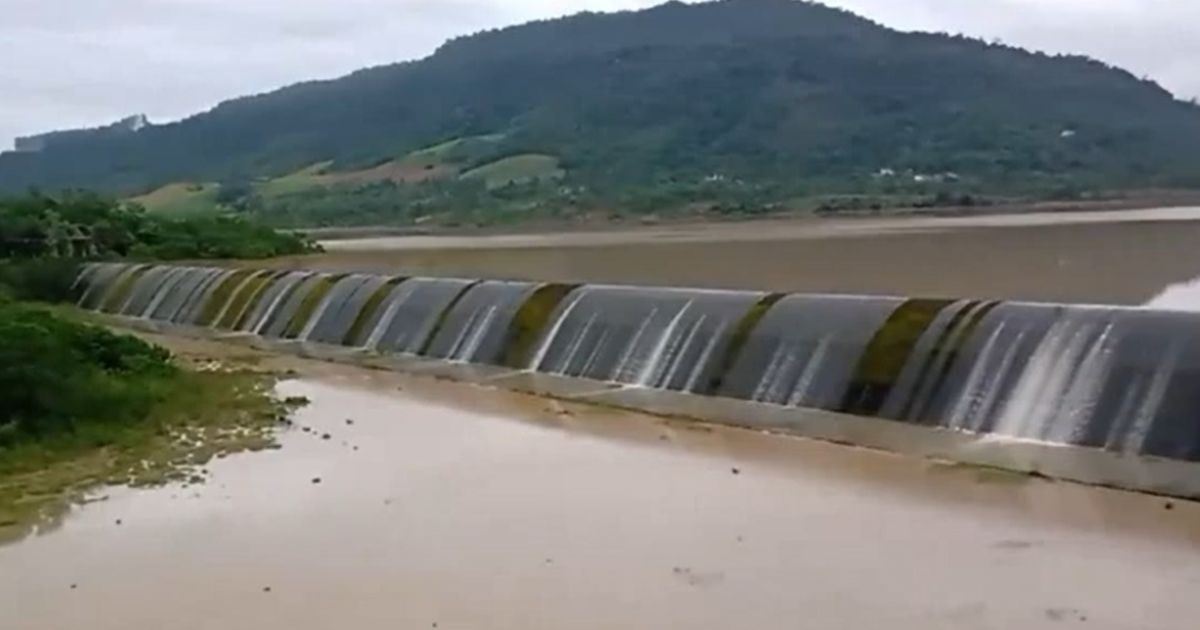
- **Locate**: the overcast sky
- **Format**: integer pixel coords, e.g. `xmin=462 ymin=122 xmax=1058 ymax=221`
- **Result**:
xmin=4 ymin=0 xmax=1199 ymax=149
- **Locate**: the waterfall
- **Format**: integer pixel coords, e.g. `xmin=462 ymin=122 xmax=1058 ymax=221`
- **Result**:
xmin=210 ymin=270 xmax=269 ymax=327
xmin=72 ymin=264 xmax=1200 ymax=464
xmin=140 ymin=267 xmax=192 ymax=318
xmin=634 ymin=300 xmax=694 ymax=387
xmin=527 ymin=290 xmax=586 ymax=371
xmin=249 ymin=272 xmax=313 ymax=334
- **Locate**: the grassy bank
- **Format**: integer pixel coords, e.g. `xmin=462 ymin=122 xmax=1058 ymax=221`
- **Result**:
xmin=0 ymin=301 xmax=300 ymax=543
xmin=0 ymin=191 xmax=320 ymax=543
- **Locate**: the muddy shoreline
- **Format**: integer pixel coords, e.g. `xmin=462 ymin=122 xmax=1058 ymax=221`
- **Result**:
xmin=4 ymin=333 xmax=1200 ymax=630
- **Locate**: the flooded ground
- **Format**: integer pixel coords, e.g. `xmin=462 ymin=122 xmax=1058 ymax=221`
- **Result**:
xmin=276 ymin=206 xmax=1200 ymax=305
xmin=10 ymin=211 xmax=1200 ymax=628
xmin=3 ymin=344 xmax=1200 ymax=629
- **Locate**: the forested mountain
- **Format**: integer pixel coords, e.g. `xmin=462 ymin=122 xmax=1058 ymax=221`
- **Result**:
xmin=4 ymin=0 xmax=1200 ymax=222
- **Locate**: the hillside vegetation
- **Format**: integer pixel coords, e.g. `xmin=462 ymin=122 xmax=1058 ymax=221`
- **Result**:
xmin=0 ymin=193 xmax=318 ymax=260
xmin=5 ymin=0 xmax=1200 ymax=226
xmin=0 ymin=192 xmax=307 ymax=538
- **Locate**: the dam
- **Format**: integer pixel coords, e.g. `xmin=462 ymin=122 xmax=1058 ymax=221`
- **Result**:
xmin=74 ymin=261 xmax=1200 ymax=496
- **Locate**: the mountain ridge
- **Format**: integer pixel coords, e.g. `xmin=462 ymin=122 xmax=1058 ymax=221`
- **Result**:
xmin=4 ymin=0 xmax=1200 ymax=224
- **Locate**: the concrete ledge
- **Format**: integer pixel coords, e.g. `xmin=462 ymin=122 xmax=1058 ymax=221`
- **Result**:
xmin=95 ymin=314 xmax=1200 ymax=500
xmin=568 ymin=386 xmax=1200 ymax=499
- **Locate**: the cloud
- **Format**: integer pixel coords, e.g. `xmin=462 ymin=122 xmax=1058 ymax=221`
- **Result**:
xmin=833 ymin=0 xmax=1200 ymax=98
xmin=3 ymin=0 xmax=1199 ymax=149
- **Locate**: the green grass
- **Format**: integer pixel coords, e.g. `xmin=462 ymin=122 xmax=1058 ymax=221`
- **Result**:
xmin=0 ymin=366 xmax=294 ymax=544
xmin=130 ymin=183 xmax=223 ymax=216
xmin=256 ymin=161 xmax=334 ymax=198
xmin=254 ymin=134 xmax=509 ymax=198
xmin=404 ymin=133 xmax=505 ymax=165
xmin=0 ymin=303 xmax=301 ymax=543
xmin=460 ymin=154 xmax=564 ymax=189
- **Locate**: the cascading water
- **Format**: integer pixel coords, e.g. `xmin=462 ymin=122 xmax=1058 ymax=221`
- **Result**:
xmin=243 ymin=271 xmax=314 ymax=334
xmin=119 ymin=266 xmax=175 ymax=317
xmin=146 ymin=267 xmax=219 ymax=322
xmin=527 ymin=286 xmax=761 ymax=391
xmin=876 ymin=300 xmax=996 ymax=423
xmin=138 ymin=267 xmax=194 ymax=318
xmin=72 ymin=263 xmax=1200 ymax=464
xmin=209 ymin=269 xmax=273 ymax=328
xmin=297 ymin=275 xmax=371 ymax=342
xmin=719 ymin=295 xmax=904 ymax=409
xmin=423 ymin=280 xmax=543 ymax=364
xmin=173 ymin=268 xmax=238 ymax=325
xmin=358 ymin=278 xmax=475 ymax=353
xmin=258 ymin=273 xmax=329 ymax=338
xmin=301 ymin=275 xmax=391 ymax=344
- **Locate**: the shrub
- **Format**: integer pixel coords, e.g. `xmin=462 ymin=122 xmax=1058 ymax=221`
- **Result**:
xmin=0 ymin=302 xmax=176 ymax=447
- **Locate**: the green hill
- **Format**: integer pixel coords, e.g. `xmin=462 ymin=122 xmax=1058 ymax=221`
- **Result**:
xmin=461 ymin=154 xmax=563 ymax=189
xmin=4 ymin=0 xmax=1200 ymax=225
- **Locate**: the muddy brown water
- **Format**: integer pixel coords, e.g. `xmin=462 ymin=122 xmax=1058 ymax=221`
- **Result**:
xmin=275 ymin=207 xmax=1200 ymax=305
xmin=9 ymin=211 xmax=1200 ymax=628
xmin=3 ymin=347 xmax=1200 ymax=630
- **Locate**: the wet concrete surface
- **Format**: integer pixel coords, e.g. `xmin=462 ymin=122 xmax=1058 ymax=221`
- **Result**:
xmin=270 ymin=207 xmax=1200 ymax=305
xmin=3 ymin=356 xmax=1200 ymax=629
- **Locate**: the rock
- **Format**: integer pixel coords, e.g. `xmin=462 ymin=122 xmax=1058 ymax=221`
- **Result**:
xmin=70 ymin=584 xmax=77 ymax=590
xmin=731 ymin=468 xmax=741 ymax=476
xmin=312 ymin=477 xmax=322 ymax=485
xmin=345 ymin=419 xmax=355 ymax=426
xmin=115 ymin=519 xmax=123 ymax=526
xmin=263 ymin=586 xmax=272 ymax=593
xmin=1165 ymin=502 xmax=1176 ymax=511
xmin=321 ymin=433 xmax=331 ymax=440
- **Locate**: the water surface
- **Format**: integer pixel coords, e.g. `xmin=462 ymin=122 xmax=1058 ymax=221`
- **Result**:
xmin=274 ymin=208 xmax=1200 ymax=305
xmin=3 ymin=358 xmax=1199 ymax=629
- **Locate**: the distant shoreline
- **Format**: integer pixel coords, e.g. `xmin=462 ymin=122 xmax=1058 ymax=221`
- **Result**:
xmin=300 ymin=191 xmax=1200 ymax=241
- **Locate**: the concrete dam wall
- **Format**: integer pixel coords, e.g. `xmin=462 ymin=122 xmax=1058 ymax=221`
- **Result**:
xmin=75 ymin=262 xmax=1200 ymax=498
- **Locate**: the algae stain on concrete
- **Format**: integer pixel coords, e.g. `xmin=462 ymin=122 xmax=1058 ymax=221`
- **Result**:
xmin=283 ymin=275 xmax=345 ymax=339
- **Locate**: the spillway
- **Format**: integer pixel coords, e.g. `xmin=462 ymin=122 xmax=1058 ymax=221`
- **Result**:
xmin=73 ymin=261 xmax=1200 ymax=496
xmin=528 ymin=285 xmax=762 ymax=390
